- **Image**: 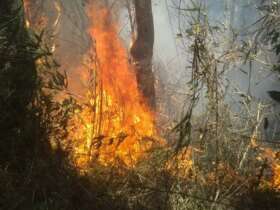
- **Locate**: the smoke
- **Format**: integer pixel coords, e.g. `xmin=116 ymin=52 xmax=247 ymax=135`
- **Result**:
xmin=25 ymin=0 xmax=280 ymax=138
xmin=29 ymin=0 xmax=280 ymax=99
xmin=153 ymin=0 xmax=280 ymax=139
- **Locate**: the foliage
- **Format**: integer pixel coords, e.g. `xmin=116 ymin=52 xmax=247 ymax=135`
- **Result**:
xmin=165 ymin=1 xmax=280 ymax=209
xmin=1 ymin=1 xmax=280 ymax=210
xmin=258 ymin=0 xmax=280 ymax=72
xmin=0 ymin=2 xmax=128 ymax=210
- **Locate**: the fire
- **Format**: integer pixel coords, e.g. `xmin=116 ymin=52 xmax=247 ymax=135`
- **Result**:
xmin=68 ymin=4 xmax=161 ymax=168
xmin=23 ymin=0 xmax=31 ymax=28
xmin=259 ymin=147 xmax=280 ymax=191
xmin=21 ymin=0 xmax=280 ymax=193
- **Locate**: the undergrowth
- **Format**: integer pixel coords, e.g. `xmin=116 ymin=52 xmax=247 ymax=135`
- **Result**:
xmin=1 ymin=1 xmax=280 ymax=210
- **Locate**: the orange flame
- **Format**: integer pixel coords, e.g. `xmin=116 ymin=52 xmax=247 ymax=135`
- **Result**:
xmin=68 ymin=4 xmax=162 ymax=168
xmin=23 ymin=0 xmax=31 ymax=28
xmin=259 ymin=147 xmax=280 ymax=191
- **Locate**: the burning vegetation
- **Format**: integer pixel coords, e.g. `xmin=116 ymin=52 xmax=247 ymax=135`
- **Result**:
xmin=68 ymin=4 xmax=161 ymax=168
xmin=0 ymin=0 xmax=280 ymax=210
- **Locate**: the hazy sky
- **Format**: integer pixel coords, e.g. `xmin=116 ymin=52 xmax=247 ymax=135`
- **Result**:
xmin=153 ymin=0 xmax=182 ymax=69
xmin=153 ymin=0 xmax=279 ymax=98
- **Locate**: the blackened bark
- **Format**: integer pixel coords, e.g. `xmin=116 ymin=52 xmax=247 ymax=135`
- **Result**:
xmin=130 ymin=0 xmax=156 ymax=109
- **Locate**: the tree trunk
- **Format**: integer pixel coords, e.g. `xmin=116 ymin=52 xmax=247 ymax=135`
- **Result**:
xmin=130 ymin=0 xmax=156 ymax=109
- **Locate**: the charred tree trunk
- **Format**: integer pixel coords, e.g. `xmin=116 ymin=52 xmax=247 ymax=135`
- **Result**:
xmin=130 ymin=0 xmax=156 ymax=109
